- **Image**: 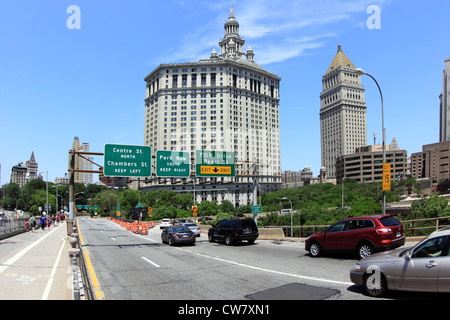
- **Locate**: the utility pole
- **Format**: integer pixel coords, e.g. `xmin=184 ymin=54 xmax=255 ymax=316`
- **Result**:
xmin=68 ymin=149 xmax=75 ymax=235
xmin=252 ymin=157 xmax=258 ymax=224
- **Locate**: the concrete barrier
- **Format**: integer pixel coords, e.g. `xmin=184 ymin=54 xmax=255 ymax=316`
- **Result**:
xmin=258 ymin=228 xmax=285 ymax=240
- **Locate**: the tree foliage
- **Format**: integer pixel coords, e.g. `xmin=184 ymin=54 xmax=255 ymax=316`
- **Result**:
xmin=2 ymin=177 xmax=446 ymax=228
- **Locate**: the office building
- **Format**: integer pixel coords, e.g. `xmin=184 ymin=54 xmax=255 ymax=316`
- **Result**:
xmin=71 ymin=137 xmax=93 ymax=185
xmin=320 ymin=45 xmax=367 ymax=180
xmin=411 ymin=140 xmax=450 ymax=186
xmin=10 ymin=163 xmax=28 ymax=188
xmin=336 ymin=141 xmax=407 ymax=184
xmin=25 ymin=151 xmax=39 ymax=183
xmin=282 ymin=167 xmax=313 ymax=188
xmin=142 ymin=10 xmax=281 ymax=206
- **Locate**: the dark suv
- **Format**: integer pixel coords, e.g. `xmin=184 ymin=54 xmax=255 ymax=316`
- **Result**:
xmin=208 ymin=218 xmax=258 ymax=245
xmin=305 ymin=215 xmax=405 ymax=259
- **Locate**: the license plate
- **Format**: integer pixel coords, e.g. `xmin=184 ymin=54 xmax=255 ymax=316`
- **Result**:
xmin=396 ymin=232 xmax=401 ymax=237
xmin=244 ymin=228 xmax=251 ymax=234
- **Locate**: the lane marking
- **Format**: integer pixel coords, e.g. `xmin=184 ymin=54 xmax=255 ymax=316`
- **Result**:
xmin=41 ymin=236 xmax=66 ymax=300
xmin=111 ymin=220 xmax=352 ymax=287
xmin=77 ymin=219 xmax=104 ymax=300
xmin=141 ymin=257 xmax=160 ymax=268
xmin=0 ymin=224 xmax=61 ymax=275
xmin=191 ymin=252 xmax=353 ymax=287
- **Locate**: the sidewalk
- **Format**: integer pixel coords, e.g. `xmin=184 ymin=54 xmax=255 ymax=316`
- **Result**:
xmin=0 ymin=221 xmax=74 ymax=300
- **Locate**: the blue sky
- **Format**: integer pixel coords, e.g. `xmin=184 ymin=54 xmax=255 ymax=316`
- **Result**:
xmin=1 ymin=0 xmax=450 ymax=184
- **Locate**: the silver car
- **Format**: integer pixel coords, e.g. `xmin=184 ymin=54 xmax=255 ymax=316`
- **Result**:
xmin=184 ymin=223 xmax=201 ymax=237
xmin=350 ymin=227 xmax=450 ymax=297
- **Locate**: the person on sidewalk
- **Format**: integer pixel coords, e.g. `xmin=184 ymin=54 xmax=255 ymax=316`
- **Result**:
xmin=29 ymin=216 xmax=35 ymax=232
xmin=40 ymin=215 xmax=46 ymax=230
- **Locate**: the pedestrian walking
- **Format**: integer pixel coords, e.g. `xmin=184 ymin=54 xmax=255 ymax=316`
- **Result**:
xmin=29 ymin=216 xmax=35 ymax=232
xmin=40 ymin=216 xmax=46 ymax=230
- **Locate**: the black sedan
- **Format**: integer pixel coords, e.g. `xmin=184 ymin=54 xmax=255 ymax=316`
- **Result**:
xmin=161 ymin=226 xmax=196 ymax=246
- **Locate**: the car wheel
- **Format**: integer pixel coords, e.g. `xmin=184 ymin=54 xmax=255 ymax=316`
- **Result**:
xmin=357 ymin=243 xmax=374 ymax=259
xmin=363 ymin=271 xmax=387 ymax=298
xmin=208 ymin=233 xmax=214 ymax=243
xmin=168 ymin=237 xmax=174 ymax=246
xmin=225 ymin=236 xmax=232 ymax=246
xmin=247 ymin=239 xmax=255 ymax=245
xmin=309 ymin=241 xmax=322 ymax=257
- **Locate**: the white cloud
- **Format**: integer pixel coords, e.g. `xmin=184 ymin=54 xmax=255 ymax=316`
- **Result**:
xmin=157 ymin=0 xmax=390 ymax=65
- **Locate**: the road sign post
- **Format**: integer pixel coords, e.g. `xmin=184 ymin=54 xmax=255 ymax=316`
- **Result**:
xmin=104 ymin=144 xmax=152 ymax=177
xmin=156 ymin=150 xmax=190 ymax=178
xmin=195 ymin=150 xmax=235 ymax=177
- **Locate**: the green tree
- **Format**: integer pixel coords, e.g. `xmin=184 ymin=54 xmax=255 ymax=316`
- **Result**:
xmin=197 ymin=201 xmax=219 ymax=216
xmin=1 ymin=183 xmax=21 ymax=210
xmin=220 ymin=200 xmax=235 ymax=213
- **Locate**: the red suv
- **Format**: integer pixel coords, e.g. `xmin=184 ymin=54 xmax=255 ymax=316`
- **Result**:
xmin=305 ymin=215 xmax=405 ymax=259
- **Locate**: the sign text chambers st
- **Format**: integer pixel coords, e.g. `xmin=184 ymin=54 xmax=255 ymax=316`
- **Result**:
xmin=103 ymin=144 xmax=152 ymax=177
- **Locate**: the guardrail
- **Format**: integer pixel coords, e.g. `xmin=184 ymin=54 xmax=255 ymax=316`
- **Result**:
xmin=264 ymin=216 xmax=450 ymax=238
xmin=0 ymin=217 xmax=28 ymax=239
xmin=402 ymin=216 xmax=450 ymax=237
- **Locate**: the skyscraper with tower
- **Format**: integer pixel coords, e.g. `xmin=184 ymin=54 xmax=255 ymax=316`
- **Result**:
xmin=320 ymin=45 xmax=367 ymax=180
xmin=142 ymin=10 xmax=281 ymax=206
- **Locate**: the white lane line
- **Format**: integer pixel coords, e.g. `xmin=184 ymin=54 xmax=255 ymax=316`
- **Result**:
xmin=0 ymin=225 xmax=61 ymax=275
xmin=141 ymin=257 xmax=160 ymax=268
xmin=41 ymin=236 xmax=66 ymax=300
xmin=127 ymin=225 xmax=351 ymax=287
xmin=192 ymin=252 xmax=353 ymax=287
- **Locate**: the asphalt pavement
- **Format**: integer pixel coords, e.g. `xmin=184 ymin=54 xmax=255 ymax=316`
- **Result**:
xmin=0 ymin=221 xmax=74 ymax=300
xmin=0 ymin=216 xmax=426 ymax=301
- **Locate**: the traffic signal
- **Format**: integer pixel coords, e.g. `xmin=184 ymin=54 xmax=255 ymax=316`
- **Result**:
xmin=130 ymin=207 xmax=148 ymax=220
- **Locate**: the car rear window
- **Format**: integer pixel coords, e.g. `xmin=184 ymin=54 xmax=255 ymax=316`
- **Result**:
xmin=173 ymin=227 xmax=190 ymax=232
xmin=378 ymin=216 xmax=400 ymax=227
xmin=238 ymin=219 xmax=256 ymax=228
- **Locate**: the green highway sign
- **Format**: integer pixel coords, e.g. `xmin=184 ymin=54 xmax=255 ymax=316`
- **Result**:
xmin=104 ymin=144 xmax=151 ymax=177
xmin=156 ymin=150 xmax=190 ymax=178
xmin=195 ymin=150 xmax=235 ymax=177
xmin=252 ymin=205 xmax=262 ymax=215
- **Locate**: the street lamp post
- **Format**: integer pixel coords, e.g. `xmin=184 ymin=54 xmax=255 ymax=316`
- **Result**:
xmin=355 ymin=68 xmax=386 ymax=215
xmin=282 ymin=197 xmax=293 ymax=237
xmin=40 ymin=171 xmax=48 ymax=215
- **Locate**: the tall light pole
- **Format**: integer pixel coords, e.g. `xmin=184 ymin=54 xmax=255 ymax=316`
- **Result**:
xmin=40 ymin=171 xmax=48 ymax=215
xmin=355 ymin=68 xmax=386 ymax=215
xmin=282 ymin=197 xmax=293 ymax=237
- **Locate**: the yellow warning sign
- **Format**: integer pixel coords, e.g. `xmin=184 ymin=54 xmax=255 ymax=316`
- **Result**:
xmin=382 ymin=163 xmax=391 ymax=191
xmin=200 ymin=166 xmax=232 ymax=175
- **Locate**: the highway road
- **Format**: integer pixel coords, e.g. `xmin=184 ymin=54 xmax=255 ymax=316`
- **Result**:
xmin=77 ymin=216 xmax=433 ymax=301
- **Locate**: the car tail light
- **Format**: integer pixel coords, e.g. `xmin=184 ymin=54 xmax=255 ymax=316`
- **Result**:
xmin=376 ymin=228 xmax=392 ymax=235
